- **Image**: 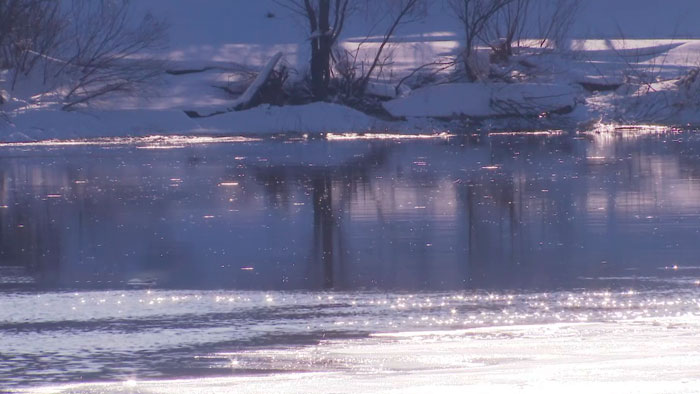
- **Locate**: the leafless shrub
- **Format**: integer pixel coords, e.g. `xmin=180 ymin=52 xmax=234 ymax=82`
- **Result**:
xmin=608 ymin=28 xmax=679 ymax=97
xmin=484 ymin=0 xmax=581 ymax=54
xmin=448 ymin=0 xmax=511 ymax=81
xmin=333 ymin=46 xmax=361 ymax=96
xmin=394 ymin=58 xmax=456 ymax=93
xmin=0 ymin=0 xmax=168 ymax=110
xmin=56 ymin=0 xmax=168 ymax=110
xmin=352 ymin=0 xmax=425 ymax=95
xmin=482 ymin=0 xmax=530 ymax=62
xmin=533 ymin=0 xmax=580 ymax=50
xmin=449 ymin=0 xmax=580 ymax=81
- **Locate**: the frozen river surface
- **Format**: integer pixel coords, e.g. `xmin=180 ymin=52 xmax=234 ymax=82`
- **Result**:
xmin=1 ymin=129 xmax=699 ymax=392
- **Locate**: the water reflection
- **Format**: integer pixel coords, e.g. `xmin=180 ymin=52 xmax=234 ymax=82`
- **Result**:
xmin=2 ymin=130 xmax=700 ymax=291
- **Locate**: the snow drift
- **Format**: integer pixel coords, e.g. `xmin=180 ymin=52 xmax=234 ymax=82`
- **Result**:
xmin=383 ymin=83 xmax=581 ymax=118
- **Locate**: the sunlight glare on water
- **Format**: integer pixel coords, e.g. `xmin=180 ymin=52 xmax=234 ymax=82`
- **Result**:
xmin=0 ymin=135 xmax=259 ymax=148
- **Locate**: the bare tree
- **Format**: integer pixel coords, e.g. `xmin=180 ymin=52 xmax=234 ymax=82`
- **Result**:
xmin=483 ymin=0 xmax=530 ymax=61
xmin=486 ymin=0 xmax=580 ymax=55
xmin=47 ymin=0 xmax=167 ymax=110
xmin=275 ymin=0 xmax=353 ymax=100
xmin=354 ymin=0 xmax=425 ymax=95
xmin=0 ymin=0 xmax=63 ymax=87
xmin=277 ymin=0 xmax=425 ymax=99
xmin=534 ymin=0 xmax=580 ymax=50
xmin=1 ymin=0 xmax=168 ymax=110
xmin=448 ymin=0 xmax=512 ymax=81
xmin=55 ymin=0 xmax=168 ymax=110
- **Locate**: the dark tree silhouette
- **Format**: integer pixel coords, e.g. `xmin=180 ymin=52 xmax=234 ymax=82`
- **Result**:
xmin=275 ymin=0 xmax=352 ymax=99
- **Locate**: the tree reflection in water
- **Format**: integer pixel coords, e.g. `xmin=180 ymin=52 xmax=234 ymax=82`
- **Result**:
xmin=2 ymin=131 xmax=700 ymax=291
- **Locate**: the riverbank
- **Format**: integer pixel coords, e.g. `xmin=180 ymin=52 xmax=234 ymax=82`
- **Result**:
xmin=3 ymin=1 xmax=700 ymax=142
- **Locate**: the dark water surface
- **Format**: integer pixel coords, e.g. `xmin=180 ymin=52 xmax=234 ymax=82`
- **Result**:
xmin=1 ymin=129 xmax=700 ymax=389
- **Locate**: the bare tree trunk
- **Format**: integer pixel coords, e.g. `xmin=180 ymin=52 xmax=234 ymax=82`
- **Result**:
xmin=309 ymin=0 xmax=332 ymax=99
xmin=276 ymin=0 xmax=352 ymax=100
xmin=462 ymin=0 xmax=479 ymax=82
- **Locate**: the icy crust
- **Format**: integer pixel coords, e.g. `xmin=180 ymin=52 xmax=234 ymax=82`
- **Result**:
xmin=18 ymin=317 xmax=700 ymax=394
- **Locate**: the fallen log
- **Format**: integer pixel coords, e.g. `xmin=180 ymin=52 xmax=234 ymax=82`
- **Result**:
xmin=230 ymin=51 xmax=283 ymax=111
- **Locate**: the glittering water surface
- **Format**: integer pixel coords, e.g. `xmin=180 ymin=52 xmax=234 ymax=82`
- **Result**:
xmin=2 ymin=129 xmax=700 ymax=391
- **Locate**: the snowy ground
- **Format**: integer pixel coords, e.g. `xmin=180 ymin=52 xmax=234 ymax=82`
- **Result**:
xmin=3 ymin=0 xmax=700 ymax=141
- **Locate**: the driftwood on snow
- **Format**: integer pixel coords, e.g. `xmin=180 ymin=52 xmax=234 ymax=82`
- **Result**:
xmin=230 ymin=51 xmax=283 ymax=111
xmin=183 ymin=52 xmax=283 ymax=118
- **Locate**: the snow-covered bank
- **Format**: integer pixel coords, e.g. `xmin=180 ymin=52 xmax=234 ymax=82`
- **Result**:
xmin=5 ymin=36 xmax=700 ymax=141
xmin=0 ymin=103 xmax=383 ymax=142
xmin=2 ymin=110 xmax=198 ymax=142
xmin=5 ymin=1 xmax=700 ymax=141
xmin=384 ymin=83 xmax=581 ymax=118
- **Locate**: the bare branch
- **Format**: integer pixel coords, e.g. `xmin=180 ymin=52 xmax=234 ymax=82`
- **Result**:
xmin=58 ymin=0 xmax=169 ymax=110
xmin=356 ymin=0 xmax=424 ymax=94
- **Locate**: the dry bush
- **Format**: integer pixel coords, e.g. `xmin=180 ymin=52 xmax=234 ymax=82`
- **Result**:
xmin=353 ymin=0 xmax=425 ymax=95
xmin=448 ymin=0 xmax=511 ymax=81
xmin=533 ymin=0 xmax=581 ymax=50
xmin=449 ymin=0 xmax=581 ymax=81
